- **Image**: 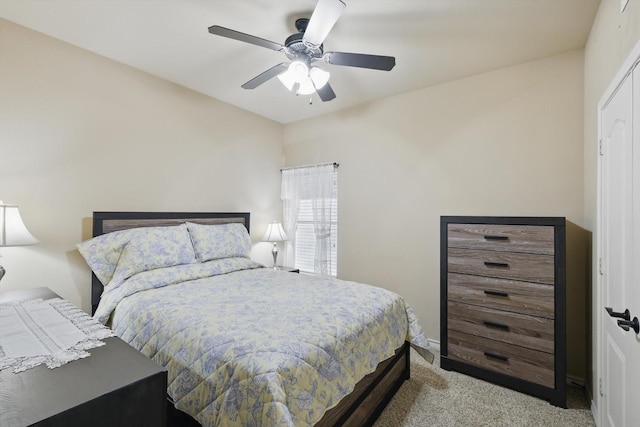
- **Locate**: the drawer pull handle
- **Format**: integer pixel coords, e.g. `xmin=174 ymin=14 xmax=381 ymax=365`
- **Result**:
xmin=484 ymin=351 xmax=509 ymax=362
xmin=484 ymin=290 xmax=509 ymax=297
xmin=484 ymin=261 xmax=509 ymax=268
xmin=484 ymin=235 xmax=509 ymax=241
xmin=483 ymin=320 xmax=510 ymax=330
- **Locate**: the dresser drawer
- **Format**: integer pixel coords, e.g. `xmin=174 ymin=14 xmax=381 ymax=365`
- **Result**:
xmin=448 ymin=248 xmax=555 ymax=284
xmin=447 ymin=330 xmax=554 ymax=387
xmin=447 ymin=273 xmax=554 ymax=318
xmin=448 ymin=301 xmax=554 ymax=353
xmin=448 ymin=224 xmax=554 ymax=255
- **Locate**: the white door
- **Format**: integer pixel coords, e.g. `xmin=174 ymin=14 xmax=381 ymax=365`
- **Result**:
xmin=599 ymin=59 xmax=640 ymax=427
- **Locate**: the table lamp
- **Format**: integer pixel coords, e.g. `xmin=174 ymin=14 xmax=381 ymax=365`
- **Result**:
xmin=262 ymin=222 xmax=288 ymax=269
xmin=0 ymin=202 xmax=39 ymax=281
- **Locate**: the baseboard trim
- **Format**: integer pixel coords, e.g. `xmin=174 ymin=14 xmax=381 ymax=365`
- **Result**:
xmin=566 ymin=374 xmax=585 ymax=388
xmin=427 ymin=339 xmax=440 ymax=353
xmin=590 ymin=399 xmax=599 ymax=426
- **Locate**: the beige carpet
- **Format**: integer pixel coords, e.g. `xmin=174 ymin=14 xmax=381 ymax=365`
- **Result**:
xmin=374 ymin=349 xmax=595 ymax=427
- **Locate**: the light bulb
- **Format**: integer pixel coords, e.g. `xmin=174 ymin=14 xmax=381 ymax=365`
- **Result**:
xmin=288 ymin=61 xmax=309 ymax=83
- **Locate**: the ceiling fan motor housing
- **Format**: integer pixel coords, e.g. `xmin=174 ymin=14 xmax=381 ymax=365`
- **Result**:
xmin=284 ymin=18 xmax=323 ymax=61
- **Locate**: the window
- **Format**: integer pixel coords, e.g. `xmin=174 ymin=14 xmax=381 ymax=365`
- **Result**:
xmin=281 ymin=163 xmax=338 ymax=276
xmin=294 ymin=196 xmax=338 ymax=275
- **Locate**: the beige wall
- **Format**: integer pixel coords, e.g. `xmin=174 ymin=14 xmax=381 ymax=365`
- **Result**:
xmin=0 ymin=19 xmax=284 ymax=312
xmin=583 ymin=0 xmax=640 ymax=414
xmin=284 ymin=50 xmax=585 ymax=351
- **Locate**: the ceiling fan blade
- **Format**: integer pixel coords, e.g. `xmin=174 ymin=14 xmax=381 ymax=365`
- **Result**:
xmin=208 ymin=25 xmax=284 ymax=52
xmin=241 ymin=63 xmax=289 ymax=89
xmin=315 ymin=82 xmax=336 ymax=102
xmin=303 ymin=0 xmax=346 ymax=47
xmin=323 ymin=52 xmax=396 ymax=71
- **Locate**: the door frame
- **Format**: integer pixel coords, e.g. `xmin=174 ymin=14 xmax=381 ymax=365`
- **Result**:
xmin=596 ymin=39 xmax=640 ymax=426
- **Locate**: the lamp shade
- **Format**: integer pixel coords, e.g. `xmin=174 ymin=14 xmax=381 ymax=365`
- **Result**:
xmin=0 ymin=203 xmax=39 ymax=247
xmin=277 ymin=71 xmax=296 ymax=91
xmin=309 ymin=67 xmax=330 ymax=89
xmin=262 ymin=222 xmax=288 ymax=242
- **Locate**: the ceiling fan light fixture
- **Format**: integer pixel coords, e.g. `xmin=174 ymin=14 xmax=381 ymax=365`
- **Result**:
xmin=278 ymin=60 xmax=314 ymax=92
xmin=281 ymin=65 xmax=330 ymax=95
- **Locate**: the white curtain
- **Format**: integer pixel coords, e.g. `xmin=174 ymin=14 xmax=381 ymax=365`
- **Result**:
xmin=281 ymin=189 xmax=299 ymax=269
xmin=281 ymin=163 xmax=336 ymax=276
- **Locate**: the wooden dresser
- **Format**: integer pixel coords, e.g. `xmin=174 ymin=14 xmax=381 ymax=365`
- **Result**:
xmin=440 ymin=216 xmax=572 ymax=407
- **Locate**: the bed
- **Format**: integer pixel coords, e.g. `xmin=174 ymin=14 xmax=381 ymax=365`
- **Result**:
xmin=80 ymin=211 xmax=433 ymax=427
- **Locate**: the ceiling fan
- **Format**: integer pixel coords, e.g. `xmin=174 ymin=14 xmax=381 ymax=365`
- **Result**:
xmin=208 ymin=0 xmax=395 ymax=102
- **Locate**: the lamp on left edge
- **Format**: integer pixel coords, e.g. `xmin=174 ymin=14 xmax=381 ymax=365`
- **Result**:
xmin=0 ymin=201 xmax=39 ymax=282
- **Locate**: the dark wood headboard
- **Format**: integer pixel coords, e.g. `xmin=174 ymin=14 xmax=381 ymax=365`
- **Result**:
xmin=90 ymin=211 xmax=250 ymax=314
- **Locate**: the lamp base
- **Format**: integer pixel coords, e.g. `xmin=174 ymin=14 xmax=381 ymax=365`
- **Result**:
xmin=272 ymin=243 xmax=278 ymax=269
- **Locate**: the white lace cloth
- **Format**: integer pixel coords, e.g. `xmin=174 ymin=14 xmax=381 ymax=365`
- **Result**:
xmin=0 ymin=298 xmax=115 ymax=373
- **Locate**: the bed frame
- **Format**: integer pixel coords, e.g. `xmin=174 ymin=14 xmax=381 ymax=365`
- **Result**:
xmin=89 ymin=211 xmax=410 ymax=427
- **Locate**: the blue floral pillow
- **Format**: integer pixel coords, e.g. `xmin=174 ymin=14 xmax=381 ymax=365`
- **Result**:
xmin=110 ymin=224 xmax=197 ymax=283
xmin=186 ymin=222 xmax=252 ymax=262
xmin=77 ymin=229 xmax=132 ymax=286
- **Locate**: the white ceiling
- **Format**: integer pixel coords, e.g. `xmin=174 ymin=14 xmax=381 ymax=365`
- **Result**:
xmin=0 ymin=0 xmax=600 ymax=124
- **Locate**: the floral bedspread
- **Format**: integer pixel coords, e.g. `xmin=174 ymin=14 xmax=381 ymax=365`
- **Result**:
xmin=97 ymin=262 xmax=432 ymax=427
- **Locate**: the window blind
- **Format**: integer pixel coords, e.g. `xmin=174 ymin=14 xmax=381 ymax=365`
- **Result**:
xmin=294 ymin=196 xmax=338 ymax=275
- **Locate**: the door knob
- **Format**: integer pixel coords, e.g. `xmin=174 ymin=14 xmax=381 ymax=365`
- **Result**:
xmin=617 ymin=317 xmax=640 ymax=334
xmin=605 ymin=307 xmax=631 ymax=321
